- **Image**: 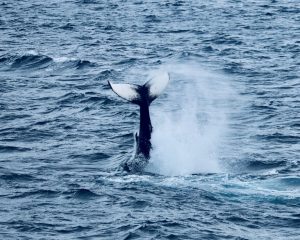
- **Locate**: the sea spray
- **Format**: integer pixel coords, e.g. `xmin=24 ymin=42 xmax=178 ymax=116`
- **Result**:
xmin=146 ymin=62 xmax=237 ymax=175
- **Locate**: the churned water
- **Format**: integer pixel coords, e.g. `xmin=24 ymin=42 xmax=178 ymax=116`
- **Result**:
xmin=0 ymin=0 xmax=299 ymax=239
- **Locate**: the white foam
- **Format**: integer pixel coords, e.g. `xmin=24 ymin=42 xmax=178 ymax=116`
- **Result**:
xmin=52 ymin=56 xmax=77 ymax=63
xmin=146 ymin=62 xmax=237 ymax=176
xmin=26 ymin=50 xmax=39 ymax=55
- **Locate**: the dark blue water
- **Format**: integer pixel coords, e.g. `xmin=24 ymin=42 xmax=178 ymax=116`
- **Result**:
xmin=1 ymin=0 xmax=299 ymax=239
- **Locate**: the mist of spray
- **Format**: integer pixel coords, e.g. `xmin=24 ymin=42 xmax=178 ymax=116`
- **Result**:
xmin=146 ymin=62 xmax=236 ymax=176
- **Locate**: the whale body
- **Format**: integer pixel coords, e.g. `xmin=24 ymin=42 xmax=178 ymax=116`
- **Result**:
xmin=108 ymin=72 xmax=169 ymax=172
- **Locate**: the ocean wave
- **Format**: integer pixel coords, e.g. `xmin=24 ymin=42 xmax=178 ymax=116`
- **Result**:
xmin=69 ymin=152 xmax=110 ymax=161
xmin=246 ymin=160 xmax=286 ymax=170
xmin=9 ymin=189 xmax=59 ymax=199
xmin=71 ymin=188 xmax=99 ymax=199
xmin=0 ymin=53 xmax=97 ymax=71
xmin=0 ymin=145 xmax=31 ymax=153
xmin=0 ymin=172 xmax=36 ymax=182
xmin=255 ymin=133 xmax=300 ymax=144
xmin=0 ymin=53 xmax=52 ymax=70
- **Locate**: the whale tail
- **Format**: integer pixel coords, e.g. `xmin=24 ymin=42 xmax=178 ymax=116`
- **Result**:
xmin=108 ymin=72 xmax=169 ymax=105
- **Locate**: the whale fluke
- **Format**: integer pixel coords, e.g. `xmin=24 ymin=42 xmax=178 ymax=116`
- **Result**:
xmin=108 ymin=72 xmax=169 ymax=105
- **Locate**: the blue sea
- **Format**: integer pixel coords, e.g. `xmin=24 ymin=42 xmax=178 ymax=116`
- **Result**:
xmin=0 ymin=0 xmax=299 ymax=239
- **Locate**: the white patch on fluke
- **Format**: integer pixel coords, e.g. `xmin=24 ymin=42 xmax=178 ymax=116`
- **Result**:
xmin=145 ymin=72 xmax=170 ymax=99
xmin=108 ymin=81 xmax=139 ymax=102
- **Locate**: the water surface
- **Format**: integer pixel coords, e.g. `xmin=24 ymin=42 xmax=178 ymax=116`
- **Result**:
xmin=0 ymin=0 xmax=299 ymax=239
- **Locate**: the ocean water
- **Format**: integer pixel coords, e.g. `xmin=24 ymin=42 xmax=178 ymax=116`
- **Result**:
xmin=0 ymin=0 xmax=299 ymax=239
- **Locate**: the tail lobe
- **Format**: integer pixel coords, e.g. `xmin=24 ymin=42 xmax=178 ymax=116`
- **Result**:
xmin=108 ymin=71 xmax=169 ymax=105
xmin=108 ymin=81 xmax=141 ymax=104
xmin=145 ymin=72 xmax=169 ymax=103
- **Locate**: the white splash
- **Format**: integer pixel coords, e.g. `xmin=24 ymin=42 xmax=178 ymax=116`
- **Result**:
xmin=52 ymin=56 xmax=77 ymax=63
xmin=146 ymin=62 xmax=237 ymax=176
